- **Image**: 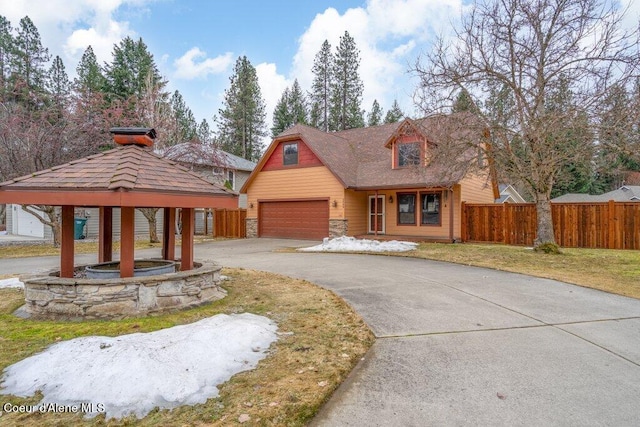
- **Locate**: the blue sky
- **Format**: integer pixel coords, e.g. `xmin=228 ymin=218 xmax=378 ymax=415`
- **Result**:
xmin=1 ymin=0 xmax=638 ymax=134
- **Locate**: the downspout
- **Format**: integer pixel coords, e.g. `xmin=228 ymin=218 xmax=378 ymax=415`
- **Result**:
xmin=449 ymin=187 xmax=454 ymax=243
xmin=374 ymin=190 xmax=379 ymax=236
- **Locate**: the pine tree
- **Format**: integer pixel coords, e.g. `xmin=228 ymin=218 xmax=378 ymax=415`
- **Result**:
xmin=310 ymin=40 xmax=333 ymax=131
xmin=74 ymin=46 xmax=105 ymax=94
xmin=0 ymin=16 xmax=14 ymax=100
xmin=329 ymin=31 xmax=364 ymax=131
xmin=271 ymin=79 xmax=308 ymax=137
xmin=11 ymin=16 xmax=50 ymax=101
xmin=168 ymin=90 xmax=197 ymax=144
xmin=104 ymin=37 xmax=162 ymax=102
xmin=197 ymin=119 xmax=213 ymax=144
xmin=452 ymin=88 xmax=479 ymax=114
xmin=289 ymin=79 xmax=307 ymax=126
xmin=384 ymin=99 xmax=404 ymax=123
xmin=367 ymin=99 xmax=383 ymax=126
xmin=47 ymin=56 xmax=70 ymax=111
xmin=216 ymin=56 xmax=266 ymax=161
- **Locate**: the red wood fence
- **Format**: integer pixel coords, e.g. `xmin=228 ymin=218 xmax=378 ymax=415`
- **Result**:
xmin=212 ymin=208 xmax=246 ymax=238
xmin=461 ymin=201 xmax=640 ymax=249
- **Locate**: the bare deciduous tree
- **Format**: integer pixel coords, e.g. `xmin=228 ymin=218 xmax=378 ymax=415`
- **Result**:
xmin=414 ymin=0 xmax=639 ymax=247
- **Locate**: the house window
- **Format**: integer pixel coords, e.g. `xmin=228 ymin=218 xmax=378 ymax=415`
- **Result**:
xmin=227 ymin=170 xmax=235 ymax=189
xmin=397 ymin=193 xmax=416 ymax=225
xmin=397 ymin=142 xmax=421 ymax=167
xmin=283 ymin=143 xmax=298 ymax=166
xmin=421 ymin=193 xmax=441 ymax=225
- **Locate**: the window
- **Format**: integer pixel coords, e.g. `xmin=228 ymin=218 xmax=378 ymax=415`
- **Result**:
xmin=283 ymin=143 xmax=298 ymax=165
xmin=227 ymin=170 xmax=235 ymax=189
xmin=397 ymin=193 xmax=416 ymax=225
xmin=421 ymin=193 xmax=441 ymax=225
xmin=397 ymin=142 xmax=421 ymax=167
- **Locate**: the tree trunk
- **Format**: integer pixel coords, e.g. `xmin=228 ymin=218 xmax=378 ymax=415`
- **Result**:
xmin=137 ymin=207 xmax=160 ymax=243
xmin=21 ymin=205 xmax=61 ymax=247
xmin=534 ymin=193 xmax=556 ymax=246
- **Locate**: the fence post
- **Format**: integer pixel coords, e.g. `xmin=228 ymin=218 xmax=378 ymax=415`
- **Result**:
xmin=460 ymin=201 xmax=466 ymax=242
xmin=607 ymin=200 xmax=615 ymax=249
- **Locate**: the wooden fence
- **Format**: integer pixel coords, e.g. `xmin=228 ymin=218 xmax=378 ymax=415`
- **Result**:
xmin=212 ymin=208 xmax=246 ymax=238
xmin=461 ymin=201 xmax=640 ymax=249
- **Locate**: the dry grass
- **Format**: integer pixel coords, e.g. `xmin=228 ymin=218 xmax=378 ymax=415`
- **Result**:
xmin=399 ymin=243 xmax=640 ymax=299
xmin=0 ymin=269 xmax=374 ymax=426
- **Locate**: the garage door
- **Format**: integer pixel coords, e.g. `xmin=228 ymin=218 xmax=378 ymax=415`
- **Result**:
xmin=259 ymin=200 xmax=329 ymax=239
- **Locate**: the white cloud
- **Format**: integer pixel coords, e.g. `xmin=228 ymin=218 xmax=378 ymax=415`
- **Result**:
xmin=173 ymin=48 xmax=234 ymax=79
xmin=289 ymin=0 xmax=464 ymax=119
xmin=256 ymin=62 xmax=290 ymax=131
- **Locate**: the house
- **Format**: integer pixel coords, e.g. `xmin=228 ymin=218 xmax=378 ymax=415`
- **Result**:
xmin=241 ymin=116 xmax=498 ymax=241
xmin=163 ymin=143 xmax=256 ymax=208
xmin=496 ymin=184 xmax=527 ymax=203
xmin=552 ymin=185 xmax=640 ymax=203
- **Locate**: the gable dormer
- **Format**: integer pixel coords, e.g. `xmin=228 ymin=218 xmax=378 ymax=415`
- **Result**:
xmin=262 ymin=137 xmax=323 ymax=171
xmin=384 ymin=119 xmax=432 ymax=169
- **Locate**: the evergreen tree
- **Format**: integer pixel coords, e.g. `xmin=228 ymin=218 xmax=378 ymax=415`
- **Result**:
xmin=197 ymin=119 xmax=213 ymax=144
xmin=329 ymin=31 xmax=364 ymax=131
xmin=367 ymin=99 xmax=383 ymax=126
xmin=104 ymin=37 xmax=162 ymax=102
xmin=0 ymin=16 xmax=14 ymax=100
xmin=271 ymin=79 xmax=308 ymax=137
xmin=310 ymin=40 xmax=333 ymax=131
xmin=169 ymin=90 xmax=197 ymax=143
xmin=74 ymin=46 xmax=105 ymax=94
xmin=47 ymin=56 xmax=70 ymax=111
xmin=452 ymin=88 xmax=479 ymax=114
xmin=11 ymin=16 xmax=49 ymax=101
xmin=216 ymin=56 xmax=266 ymax=161
xmin=384 ymin=99 xmax=404 ymax=123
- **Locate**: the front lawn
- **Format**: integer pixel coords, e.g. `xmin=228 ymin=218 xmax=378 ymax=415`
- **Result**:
xmin=0 ymin=268 xmax=374 ymax=426
xmin=403 ymin=243 xmax=640 ymax=299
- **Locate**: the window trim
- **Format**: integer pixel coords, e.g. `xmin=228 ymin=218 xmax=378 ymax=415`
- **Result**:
xmin=396 ymin=192 xmax=417 ymax=225
xmin=283 ymin=142 xmax=299 ymax=166
xmin=420 ymin=191 xmax=442 ymax=227
xmin=227 ymin=170 xmax=235 ymax=190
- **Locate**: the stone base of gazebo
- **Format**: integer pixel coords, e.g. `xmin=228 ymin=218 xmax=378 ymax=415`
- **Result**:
xmin=20 ymin=261 xmax=226 ymax=320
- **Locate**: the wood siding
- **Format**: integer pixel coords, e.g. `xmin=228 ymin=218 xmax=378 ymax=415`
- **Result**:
xmin=262 ymin=139 xmax=323 ymax=171
xmin=345 ymin=190 xmax=368 ymax=235
xmin=246 ymin=166 xmax=345 ymax=220
xmin=462 ymin=201 xmax=640 ymax=249
xmin=383 ymin=188 xmax=455 ymax=239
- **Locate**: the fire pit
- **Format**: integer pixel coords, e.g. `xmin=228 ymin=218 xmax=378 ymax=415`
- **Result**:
xmin=85 ymin=260 xmax=176 ymax=279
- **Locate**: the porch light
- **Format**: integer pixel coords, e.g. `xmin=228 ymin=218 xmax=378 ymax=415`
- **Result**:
xmin=332 ymin=200 xmax=338 ymax=208
xmin=388 ymin=195 xmax=393 ymax=204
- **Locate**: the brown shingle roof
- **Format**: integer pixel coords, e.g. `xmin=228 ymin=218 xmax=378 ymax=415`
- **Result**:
xmin=0 ymin=144 xmax=234 ymax=196
xmin=268 ymin=115 xmax=482 ymax=190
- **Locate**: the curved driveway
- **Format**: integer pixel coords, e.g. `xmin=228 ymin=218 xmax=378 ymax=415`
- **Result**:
xmin=3 ymin=238 xmax=640 ymax=425
xmin=196 ymin=239 xmax=640 ymax=427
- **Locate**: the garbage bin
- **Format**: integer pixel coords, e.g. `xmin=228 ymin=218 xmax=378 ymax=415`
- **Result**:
xmin=74 ymin=218 xmax=87 ymax=239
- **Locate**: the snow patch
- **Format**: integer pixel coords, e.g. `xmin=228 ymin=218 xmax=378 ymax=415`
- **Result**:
xmin=0 ymin=313 xmax=278 ymax=419
xmin=0 ymin=277 xmax=24 ymax=289
xmin=299 ymin=236 xmax=418 ymax=253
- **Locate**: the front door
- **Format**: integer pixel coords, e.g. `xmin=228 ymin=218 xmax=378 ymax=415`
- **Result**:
xmin=368 ymin=195 xmax=385 ymax=234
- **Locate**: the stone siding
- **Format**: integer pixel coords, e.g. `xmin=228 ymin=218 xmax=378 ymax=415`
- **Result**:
xmin=22 ymin=262 xmax=226 ymax=320
xmin=246 ymin=218 xmax=258 ymax=238
xmin=329 ymin=219 xmax=348 ymax=237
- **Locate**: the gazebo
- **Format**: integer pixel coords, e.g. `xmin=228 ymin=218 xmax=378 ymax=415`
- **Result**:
xmin=0 ymin=128 xmax=237 ymax=278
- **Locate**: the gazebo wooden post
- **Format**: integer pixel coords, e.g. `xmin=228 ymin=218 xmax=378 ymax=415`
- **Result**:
xmin=60 ymin=205 xmax=75 ymax=278
xmin=120 ymin=207 xmax=135 ymax=278
xmin=181 ymin=207 xmax=194 ymax=271
xmin=98 ymin=206 xmax=113 ymax=263
xmin=162 ymin=207 xmax=176 ymax=260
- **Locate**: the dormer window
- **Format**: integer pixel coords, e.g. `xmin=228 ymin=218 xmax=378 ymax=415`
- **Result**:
xmin=283 ymin=143 xmax=298 ymax=166
xmin=397 ymin=142 xmax=421 ymax=167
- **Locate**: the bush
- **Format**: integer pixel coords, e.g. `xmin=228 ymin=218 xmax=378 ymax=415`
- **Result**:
xmin=534 ymin=242 xmax=562 ymax=254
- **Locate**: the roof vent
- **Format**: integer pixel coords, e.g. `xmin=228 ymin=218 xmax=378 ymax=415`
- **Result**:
xmin=110 ymin=127 xmax=157 ymax=147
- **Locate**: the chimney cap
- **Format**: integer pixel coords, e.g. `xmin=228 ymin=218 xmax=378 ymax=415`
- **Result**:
xmin=109 ymin=127 xmax=157 ymax=139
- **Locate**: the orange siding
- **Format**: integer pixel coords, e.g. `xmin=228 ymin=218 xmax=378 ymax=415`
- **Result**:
xmin=459 ymin=173 xmax=495 ymax=203
xmin=246 ymin=166 xmax=345 ymax=220
xmin=345 ymin=189 xmax=368 ymax=235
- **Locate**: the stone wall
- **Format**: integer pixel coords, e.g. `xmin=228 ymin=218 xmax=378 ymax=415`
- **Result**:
xmin=329 ymin=219 xmax=348 ymax=238
xmin=246 ymin=218 xmax=258 ymax=238
xmin=22 ymin=261 xmax=226 ymax=320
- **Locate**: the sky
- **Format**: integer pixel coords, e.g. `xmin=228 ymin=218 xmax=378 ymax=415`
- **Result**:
xmin=0 ymin=0 xmax=470 ymax=132
xmin=0 ymin=0 xmax=638 ymax=135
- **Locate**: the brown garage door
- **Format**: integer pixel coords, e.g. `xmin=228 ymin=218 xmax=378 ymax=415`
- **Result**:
xmin=259 ymin=200 xmax=329 ymax=239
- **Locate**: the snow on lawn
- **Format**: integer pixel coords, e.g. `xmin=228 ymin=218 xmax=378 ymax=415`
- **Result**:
xmin=299 ymin=236 xmax=418 ymax=253
xmin=0 ymin=313 xmax=278 ymax=419
xmin=0 ymin=277 xmax=24 ymax=289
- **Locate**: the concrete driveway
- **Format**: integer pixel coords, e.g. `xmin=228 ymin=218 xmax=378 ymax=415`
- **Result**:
xmin=2 ymin=238 xmax=640 ymax=425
